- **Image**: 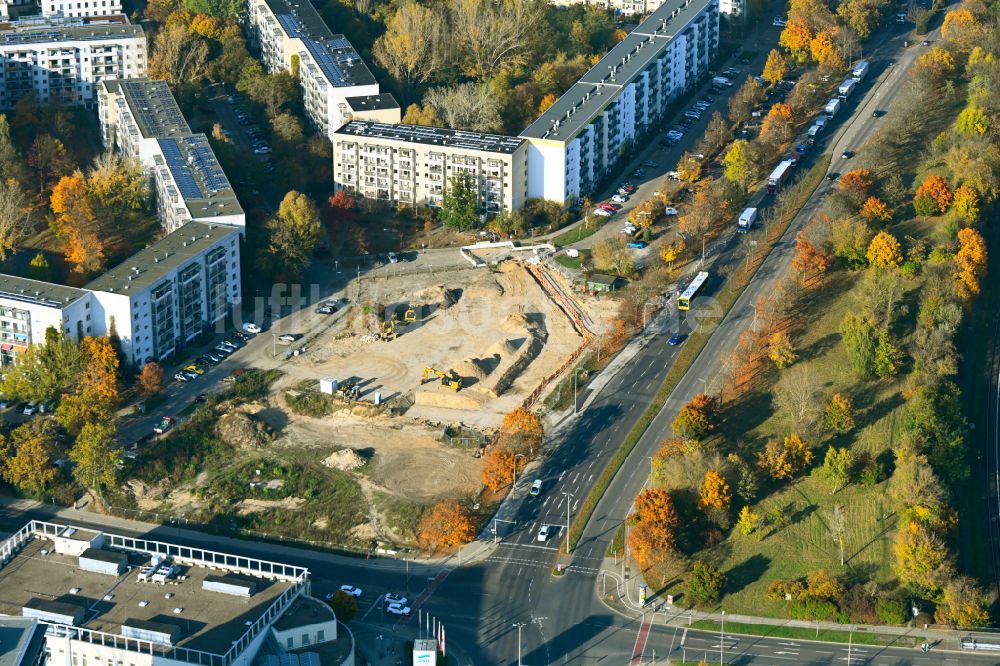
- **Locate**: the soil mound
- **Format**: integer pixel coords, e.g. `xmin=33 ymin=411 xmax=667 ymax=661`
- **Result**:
xmin=453 ymin=359 xmax=488 ymax=381
xmin=323 ymin=448 xmax=366 ymax=471
xmin=215 ymin=412 xmax=273 ymax=449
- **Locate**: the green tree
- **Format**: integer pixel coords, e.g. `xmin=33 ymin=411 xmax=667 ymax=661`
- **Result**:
xmin=874 ymin=329 xmax=902 ymax=378
xmin=328 ymin=590 xmax=358 ymax=622
xmin=27 ymin=252 xmax=51 ymax=282
xmin=439 ymin=171 xmax=479 ymax=230
xmin=0 ymin=114 xmax=24 ymax=184
xmin=69 ymin=420 xmax=121 ymax=491
xmin=904 ymin=381 xmax=968 ymax=484
xmin=181 ymin=0 xmax=242 ymax=20
xmin=2 ymin=419 xmax=59 ymax=494
xmin=0 ymin=330 xmax=83 ymax=403
xmin=688 ymin=560 xmax=726 ymax=606
xmin=723 ymin=139 xmax=756 ymax=191
xmin=819 ymin=447 xmax=853 ymax=494
xmin=839 ymin=314 xmax=879 ymax=379
xmin=266 ymin=191 xmax=321 ymax=277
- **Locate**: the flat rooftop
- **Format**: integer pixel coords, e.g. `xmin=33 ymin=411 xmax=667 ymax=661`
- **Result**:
xmin=154 ymin=134 xmax=244 ymax=219
xmin=345 ymin=93 xmax=399 ymax=112
xmin=0 ymin=14 xmax=142 ymax=44
xmin=0 ymin=275 xmax=88 ymax=309
xmin=108 ymin=78 xmax=191 ymax=138
xmin=520 ymin=0 xmax=716 ymax=141
xmin=0 ymin=538 xmax=290 ymax=653
xmin=271 ymin=596 xmax=332 ymax=632
xmin=84 ymin=221 xmax=239 ymax=295
xmin=0 ymin=617 xmax=42 ymax=666
xmin=336 ymin=121 xmax=524 ymax=155
xmin=262 ymin=0 xmax=376 ymax=88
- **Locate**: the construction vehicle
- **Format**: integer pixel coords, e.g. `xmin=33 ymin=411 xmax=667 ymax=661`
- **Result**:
xmin=422 ymin=366 xmax=462 ymax=391
xmin=404 ymin=304 xmax=417 ymax=323
xmin=337 ymin=380 xmax=362 ymax=401
xmin=380 ymin=320 xmax=397 ymax=341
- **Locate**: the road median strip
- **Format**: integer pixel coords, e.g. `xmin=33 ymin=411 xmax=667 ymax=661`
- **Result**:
xmin=689 ymin=619 xmax=923 ymax=648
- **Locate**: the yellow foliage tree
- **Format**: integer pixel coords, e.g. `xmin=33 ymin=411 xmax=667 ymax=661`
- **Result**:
xmin=955 ymin=227 xmax=987 ymax=299
xmin=766 ymin=331 xmax=797 ymax=368
xmin=538 ymin=93 xmax=558 ymax=114
xmin=700 ymin=470 xmax=731 ymax=511
xmin=757 ymin=434 xmax=813 ymax=480
xmin=779 ymin=20 xmax=813 ymax=62
xmin=953 ymin=184 xmax=981 ymax=224
xmin=860 ymin=196 xmax=892 ymax=224
xmin=762 ymin=49 xmax=788 ymax=85
xmin=866 ymin=231 xmax=903 ymax=268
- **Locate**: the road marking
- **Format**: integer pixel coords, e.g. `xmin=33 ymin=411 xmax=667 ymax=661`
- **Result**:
xmin=359 ymin=593 xmax=385 ymax=621
xmin=629 ymin=616 xmax=652 ymax=665
xmin=396 ymin=569 xmax=449 ymax=626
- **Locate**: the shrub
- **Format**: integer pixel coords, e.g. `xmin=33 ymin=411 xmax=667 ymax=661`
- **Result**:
xmin=789 ymin=597 xmax=838 ymax=621
xmin=687 ymin=561 xmax=726 ymax=607
xmin=875 ymin=598 xmax=908 ymax=625
xmin=285 ymin=390 xmax=333 ymax=417
xmin=328 ymin=590 xmax=357 ymax=621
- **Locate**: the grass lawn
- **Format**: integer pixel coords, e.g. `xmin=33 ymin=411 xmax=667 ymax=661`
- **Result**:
xmin=690 ymin=620 xmax=922 ymax=647
xmin=553 ymin=218 xmax=606 ymax=247
xmin=555 ymin=249 xmax=590 ymax=270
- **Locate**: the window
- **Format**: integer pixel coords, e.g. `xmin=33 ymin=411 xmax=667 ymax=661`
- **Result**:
xmin=286 ymin=637 xmax=294 ymax=649
xmin=301 ymin=633 xmax=310 ymax=645
xmin=317 ymin=630 xmax=325 ymax=641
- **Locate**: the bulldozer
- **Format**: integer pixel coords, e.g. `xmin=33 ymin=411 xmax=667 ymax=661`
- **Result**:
xmin=380 ymin=320 xmax=397 ymax=341
xmin=422 ymin=366 xmax=462 ymax=391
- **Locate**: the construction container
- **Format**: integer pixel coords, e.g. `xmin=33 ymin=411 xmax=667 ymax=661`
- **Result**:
xmin=319 ymin=378 xmax=338 ymax=394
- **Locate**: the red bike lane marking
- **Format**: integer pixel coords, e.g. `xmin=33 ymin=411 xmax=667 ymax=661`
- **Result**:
xmin=630 ymin=616 xmax=652 ymax=665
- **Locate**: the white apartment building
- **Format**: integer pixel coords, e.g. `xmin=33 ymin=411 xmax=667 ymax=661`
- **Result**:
xmin=333 ymin=121 xmax=528 ymax=213
xmin=0 ymin=520 xmax=355 ymax=666
xmin=97 ymin=79 xmax=245 ymax=234
xmin=40 ymin=0 xmax=122 ymax=18
xmin=520 ymin=0 xmax=719 ymax=203
xmin=85 ymin=221 xmax=242 ymax=368
xmin=245 ymin=0 xmax=400 ymax=139
xmin=0 ymin=15 xmax=145 ymax=108
xmin=0 ymin=276 xmax=93 ymax=366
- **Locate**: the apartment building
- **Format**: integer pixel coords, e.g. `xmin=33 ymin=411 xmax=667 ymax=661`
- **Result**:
xmin=0 ymin=15 xmax=145 ymax=108
xmin=0 ymin=520 xmax=355 ymax=666
xmin=333 ymin=121 xmax=528 ymax=213
xmin=245 ymin=0 xmax=400 ymax=139
xmin=40 ymin=0 xmax=122 ymax=18
xmin=85 ymin=221 xmax=242 ymax=368
xmin=0 ymin=276 xmax=92 ymax=366
xmin=520 ymin=0 xmax=718 ymax=203
xmin=97 ymin=79 xmax=245 ymax=234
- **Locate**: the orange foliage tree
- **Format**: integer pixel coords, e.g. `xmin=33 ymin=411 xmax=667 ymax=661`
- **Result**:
xmin=137 ymin=362 xmax=164 ymax=399
xmin=860 ymin=197 xmax=892 ymax=224
xmin=671 ymin=393 xmax=717 ymax=441
xmin=954 ymin=227 xmax=987 ymax=299
xmin=792 ymin=231 xmax=832 ymax=278
xmin=633 ymin=487 xmax=681 ymax=526
xmin=55 ymin=336 xmax=121 ymax=435
xmin=700 ymin=470 xmax=731 ymax=510
xmin=838 ymin=168 xmax=874 ymax=196
xmin=480 ymin=446 xmax=525 ymax=491
xmin=761 ymin=102 xmax=795 ymax=145
xmin=866 ymin=231 xmax=903 ymax=268
xmin=499 ymin=407 xmax=544 ymax=454
xmin=50 ymin=174 xmax=104 ymax=273
xmin=418 ymin=499 xmax=476 ymax=550
xmin=757 ymin=434 xmax=814 ymax=480
xmin=629 ymin=487 xmax=680 ymax=570
xmin=779 ymin=20 xmax=813 ymax=62
xmin=914 ymin=174 xmax=953 ymax=215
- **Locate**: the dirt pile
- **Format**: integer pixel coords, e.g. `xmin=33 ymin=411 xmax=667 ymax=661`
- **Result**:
xmin=323 ymin=448 xmax=366 ymax=471
xmin=215 ymin=412 xmax=274 ymax=449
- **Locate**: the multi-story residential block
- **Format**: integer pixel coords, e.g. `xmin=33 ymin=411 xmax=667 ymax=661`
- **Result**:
xmin=85 ymin=221 xmax=242 ymax=368
xmin=245 ymin=0 xmax=400 ymax=139
xmin=520 ymin=0 xmax=719 ymax=203
xmin=333 ymin=121 xmax=528 ymax=213
xmin=40 ymin=0 xmax=122 ymax=18
xmin=0 ymin=520 xmax=355 ymax=665
xmin=0 ymin=276 xmax=93 ymax=366
xmin=97 ymin=79 xmax=245 ymax=234
xmin=0 ymin=15 xmax=145 ymax=108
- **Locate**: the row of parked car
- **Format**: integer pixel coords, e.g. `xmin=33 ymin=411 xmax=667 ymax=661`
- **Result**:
xmin=173 ymin=335 xmax=247 ymax=383
xmin=332 ymin=585 xmax=412 ymax=616
xmin=227 ymin=95 xmax=276 ymax=174
xmin=664 ymin=95 xmax=716 ymax=146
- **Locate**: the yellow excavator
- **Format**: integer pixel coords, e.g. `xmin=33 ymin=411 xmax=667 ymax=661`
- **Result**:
xmin=422 ymin=366 xmax=462 ymax=391
xmin=380 ymin=320 xmax=397 ymax=341
xmin=404 ymin=304 xmax=417 ymax=323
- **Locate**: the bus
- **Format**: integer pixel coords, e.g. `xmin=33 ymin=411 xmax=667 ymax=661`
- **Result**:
xmin=677 ymin=271 xmax=709 ymax=311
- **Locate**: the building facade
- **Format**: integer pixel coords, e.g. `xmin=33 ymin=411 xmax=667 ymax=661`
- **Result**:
xmin=97 ymin=79 xmax=246 ymax=234
xmin=333 ymin=121 xmax=528 ymax=213
xmin=0 ymin=15 xmax=145 ymax=108
xmin=85 ymin=221 xmax=242 ymax=368
xmin=520 ymin=0 xmax=718 ymax=203
xmin=39 ymin=0 xmax=122 ymax=18
xmin=0 ymin=277 xmax=92 ymax=366
xmin=245 ymin=0 xmax=400 ymax=139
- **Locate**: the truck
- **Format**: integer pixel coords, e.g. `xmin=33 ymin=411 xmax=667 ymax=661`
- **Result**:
xmin=838 ymin=78 xmax=857 ymax=99
xmin=824 ymin=98 xmax=842 ymax=117
xmin=712 ymin=76 xmax=732 ymax=88
xmin=852 ymin=60 xmax=870 ymax=80
xmin=815 ymin=116 xmax=828 ymax=131
xmin=767 ymin=160 xmax=794 ymax=194
xmin=737 ymin=207 xmax=758 ymax=232
xmin=807 ymin=124 xmax=822 ymax=142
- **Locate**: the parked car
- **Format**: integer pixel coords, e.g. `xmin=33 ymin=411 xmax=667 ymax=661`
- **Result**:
xmin=384 ymin=593 xmax=408 ymax=605
xmin=214 ymin=345 xmax=233 ymax=356
xmin=387 ymin=603 xmax=411 ymax=616
xmin=153 ymin=417 xmax=175 ymax=435
xmin=315 ymin=305 xmax=336 ymax=314
xmin=222 ymin=375 xmax=239 ymax=383
xmin=593 ymin=208 xmax=612 ymax=217
xmin=278 ymin=333 xmax=299 ymax=343
xmin=664 ymin=207 xmax=679 ymax=216
xmin=387 ymin=252 xmax=399 ymax=263
xmin=242 ymin=322 xmax=261 ymax=334
xmin=841 ymin=150 xmax=854 ymax=159
xmin=22 ymin=402 xmax=36 ymax=415
xmin=620 ymin=183 xmax=637 ymax=193
xmin=627 ymin=241 xmax=648 ymax=249
xmin=339 ymin=585 xmax=363 ymax=598
xmin=184 ymin=364 xmax=205 ymax=375
xmin=611 ymin=194 xmax=628 ymax=203
xmin=174 ymin=372 xmax=191 ymax=383
xmin=641 ymin=159 xmax=658 ymax=168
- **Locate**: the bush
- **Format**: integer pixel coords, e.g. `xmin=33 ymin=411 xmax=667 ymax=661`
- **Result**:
xmin=328 ymin=590 xmax=357 ymax=622
xmin=687 ymin=561 xmax=726 ymax=607
xmin=875 ymin=598 xmax=908 ymax=625
xmin=285 ymin=390 xmax=333 ymax=417
xmin=789 ymin=597 xmax=838 ymax=621
xmin=840 ymin=585 xmax=878 ymax=624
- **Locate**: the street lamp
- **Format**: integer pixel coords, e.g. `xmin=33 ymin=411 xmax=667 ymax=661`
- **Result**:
xmin=641 ymin=301 xmax=656 ymax=329
xmin=720 ymin=610 xmax=725 ymax=666
xmin=573 ymin=368 xmax=587 ymax=415
xmin=647 ymin=456 xmax=655 ymax=487
xmin=702 ymin=233 xmax=710 ymax=264
xmin=512 ymin=453 xmax=526 ymax=488
xmin=562 ymin=491 xmax=574 ymax=553
xmin=512 ymin=621 xmax=527 ymax=666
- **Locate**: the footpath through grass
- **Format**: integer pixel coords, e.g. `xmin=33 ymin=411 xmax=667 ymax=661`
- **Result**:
xmin=566 ymin=157 xmax=830 ymax=551
xmin=691 ymin=619 xmax=923 ymax=648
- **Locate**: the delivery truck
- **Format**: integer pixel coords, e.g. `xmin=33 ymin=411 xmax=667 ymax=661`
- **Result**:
xmin=738 ymin=207 xmax=758 ymax=232
xmin=838 ymin=78 xmax=857 ymax=99
xmin=852 ymin=60 xmax=869 ymax=80
xmin=767 ymin=160 xmax=793 ymax=194
xmin=825 ymin=98 xmax=841 ymax=117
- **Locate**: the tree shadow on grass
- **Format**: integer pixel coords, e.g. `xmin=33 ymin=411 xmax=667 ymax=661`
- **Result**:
xmin=719 ymin=389 xmax=775 ymax=440
xmin=857 ymin=391 xmax=906 ymax=432
xmin=726 ymin=554 xmax=771 ymax=595
xmin=797 ymin=332 xmax=841 ymax=362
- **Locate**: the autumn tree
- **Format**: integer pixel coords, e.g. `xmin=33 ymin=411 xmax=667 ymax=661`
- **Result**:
xmin=723 ymin=139 xmax=756 ymax=190
xmin=266 ymin=191 xmax=321 ymax=278
xmin=138 ymin=362 xmax=165 ymax=399
xmin=860 ymin=197 xmax=892 ymax=224
xmin=425 ymin=83 xmax=502 ymax=133
xmin=499 ymin=407 xmax=543 ymax=455
xmin=954 ymin=227 xmax=987 ymax=299
xmin=766 ymin=331 xmax=797 ymax=369
xmin=914 ymin=174 xmax=952 ymax=215
xmin=27 ymin=134 xmax=71 ymax=193
xmin=757 ymin=434 xmax=813 ymax=480
xmin=372 ymin=0 xmax=446 ymax=90
xmin=761 ymin=102 xmax=794 ymax=146
xmin=820 ymin=447 xmax=853 ymax=494
xmin=762 ymin=49 xmax=789 ymax=85
xmin=737 ymin=505 xmax=760 ymax=537
xmin=629 ymin=487 xmax=680 ymax=571
xmin=954 ymin=105 xmax=989 ymax=137
xmin=892 ymin=521 xmax=953 ymax=595
xmin=700 ymin=470 xmax=731 ymax=511
xmin=914 ymin=47 xmax=957 ymax=83
xmin=69 ymin=420 xmax=121 ymax=490
xmin=2 ymin=419 xmax=59 ymax=494
xmin=51 ymin=174 xmax=104 ymax=273
xmin=830 ymin=217 xmax=872 ymax=268
xmin=866 ymin=231 xmax=902 ymax=268
xmin=837 ymin=168 xmax=875 ymax=210
xmin=703 ymin=112 xmax=731 ymax=154
xmin=57 ymin=336 xmax=120 ymax=435
xmin=148 ymin=22 xmax=209 ymax=87
xmin=417 ymin=499 xmax=476 ymax=550
xmin=825 ymin=393 xmax=855 ymax=433
xmin=780 ymin=20 xmax=813 ymax=63
xmin=952 ymin=184 xmax=981 ymax=224
xmin=592 ymin=236 xmax=634 ymax=276
xmin=727 ymin=77 xmax=766 ymax=125
xmin=0 ymin=330 xmax=83 ymax=403
xmin=935 ymin=576 xmax=991 ymax=627
xmin=687 ymin=561 xmax=726 ymax=606
xmin=672 ymin=393 xmax=717 ymax=441
xmin=793 ymin=231 xmax=832 ymax=278
xmin=448 ymin=0 xmax=541 ymax=78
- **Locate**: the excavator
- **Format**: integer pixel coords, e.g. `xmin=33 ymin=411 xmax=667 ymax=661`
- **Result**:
xmin=422 ymin=366 xmax=462 ymax=391
xmin=380 ymin=320 xmax=397 ymax=341
xmin=404 ymin=304 xmax=417 ymax=323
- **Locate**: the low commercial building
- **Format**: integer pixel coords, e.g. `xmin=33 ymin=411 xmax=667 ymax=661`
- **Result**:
xmin=245 ymin=0 xmax=400 ymax=138
xmin=0 ymin=276 xmax=93 ymax=366
xmin=85 ymin=221 xmax=242 ymax=368
xmin=0 ymin=520 xmax=354 ymax=665
xmin=520 ymin=0 xmax=718 ymax=203
xmin=333 ymin=120 xmax=527 ymax=213
xmin=0 ymin=15 xmax=145 ymax=108
xmin=97 ymin=78 xmax=245 ymax=234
